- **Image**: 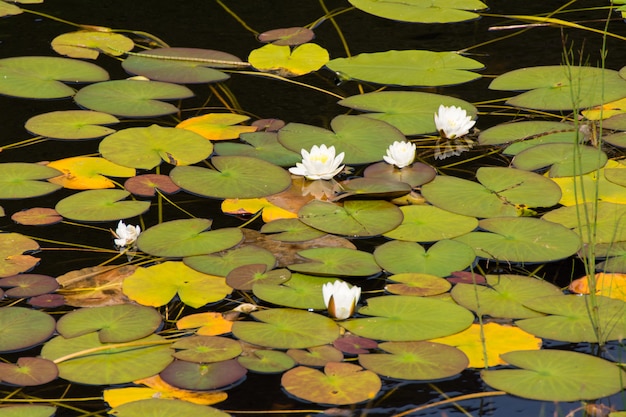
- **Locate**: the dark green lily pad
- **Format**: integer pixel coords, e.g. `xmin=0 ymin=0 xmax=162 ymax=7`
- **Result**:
xmin=338 ymin=91 xmax=477 ymax=135
xmin=278 ymin=115 xmax=406 ymax=165
xmin=489 ymin=66 xmax=626 ymax=110
xmin=40 ymin=333 xmax=173 ymax=385
xmin=55 ymin=304 xmax=162 ymax=343
xmin=24 ymin=110 xmax=119 ymax=139
xmin=383 ymin=205 xmax=478 ymax=242
xmin=0 ymin=357 xmax=58 ymax=386
xmin=0 ymin=406 xmax=57 ymax=417
xmin=542 ymin=202 xmax=626 ymax=244
xmin=298 ymin=199 xmax=403 ymax=237
xmin=0 ymin=274 xmax=58 ymax=298
xmin=55 ymin=189 xmax=150 ymax=222
xmin=0 ymin=307 xmax=55 ymax=352
xmin=358 ymin=341 xmax=468 ymax=380
xmin=281 ymin=362 xmax=381 ymax=405
xmin=171 ymin=336 xmax=242 ymax=363
xmin=0 ymin=163 xmax=62 ymax=199
xmin=137 ymin=218 xmax=242 ymax=257
xmin=252 ymin=273 xmax=337 ymax=309
xmin=231 ymin=308 xmax=340 ymax=349
xmin=0 ymin=56 xmax=108 ymax=99
xmin=226 ymin=264 xmax=291 ymax=291
xmin=122 ymin=47 xmax=240 ymax=84
xmin=341 ymin=295 xmax=473 ymax=341
xmin=373 ymin=239 xmax=475 ymax=277
xmin=214 ymin=132 xmax=301 ymax=166
xmin=237 ymin=349 xmax=296 ymax=373
xmin=184 ymin=244 xmax=276 ymax=276
xmin=363 ymin=161 xmax=436 ymax=188
xmin=260 ymin=218 xmax=327 ymax=242
xmin=100 ymin=125 xmax=213 ymax=169
xmin=503 ymin=130 xmax=583 ymax=155
xmin=170 ymin=156 xmax=291 ymax=199
xmin=160 ymin=359 xmax=246 ymax=390
xmin=110 ymin=398 xmax=231 ymax=417
xmin=478 ymin=121 xmax=575 ymax=146
xmin=451 ymin=274 xmax=563 ymax=319
xmin=516 ymin=295 xmax=626 ymax=343
xmin=512 ymin=143 xmax=607 ymax=177
xmin=286 ymin=345 xmax=344 ymax=367
xmin=288 ymin=247 xmax=381 ymax=276
xmin=454 ymin=217 xmax=580 ymax=262
xmin=74 ymin=79 xmax=194 ymax=117
xmin=385 ymin=273 xmax=451 ymax=296
xmin=327 ymin=51 xmax=483 ymax=87
xmin=481 ymin=350 xmax=626 ymax=401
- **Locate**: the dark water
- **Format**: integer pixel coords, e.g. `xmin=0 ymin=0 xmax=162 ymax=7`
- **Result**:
xmin=1 ymin=1 xmax=625 ymax=416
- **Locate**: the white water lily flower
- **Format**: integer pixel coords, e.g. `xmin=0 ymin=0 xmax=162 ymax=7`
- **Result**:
xmin=289 ymin=144 xmax=345 ymax=180
xmin=434 ymin=104 xmax=476 ymax=139
xmin=383 ymin=141 xmax=416 ymax=168
xmin=113 ymin=221 xmax=141 ymax=251
xmin=322 ymin=280 xmax=361 ymax=320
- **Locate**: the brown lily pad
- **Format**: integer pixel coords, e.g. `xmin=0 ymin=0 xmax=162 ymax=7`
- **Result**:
xmin=11 ymin=208 xmax=63 ymax=225
xmin=0 ymin=357 xmax=58 ymax=386
xmin=0 ymin=274 xmax=59 ymax=298
xmin=56 ymin=265 xmax=137 ymax=307
xmin=124 ymin=174 xmax=181 ymax=197
xmin=225 ymin=264 xmax=291 ymax=291
xmin=258 ymin=27 xmax=315 ymax=46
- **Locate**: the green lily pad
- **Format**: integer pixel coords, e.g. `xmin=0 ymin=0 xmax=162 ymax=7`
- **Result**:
xmin=454 ymin=217 xmax=580 ymax=263
xmin=512 ymin=143 xmax=608 ymax=177
xmin=99 ymin=125 xmax=213 ymax=169
xmin=358 ymin=341 xmax=468 ymax=380
xmin=327 ymin=50 xmax=483 ymax=87
xmin=110 ymin=399 xmax=230 ymax=417
xmin=214 ymin=132 xmax=301 ymax=166
xmin=0 ymin=233 xmax=40 ymax=277
xmin=171 ymin=336 xmax=242 ymax=363
xmin=55 ymin=304 xmax=162 ymax=343
xmin=0 ymin=406 xmax=57 ymax=417
xmin=170 ymin=156 xmax=291 ymax=199
xmin=298 ymin=200 xmax=403 ymax=237
xmin=231 ymin=308 xmax=340 ymax=349
xmin=237 ymin=349 xmax=296 ymax=373
xmin=281 ymin=362 xmax=381 ymax=405
xmin=226 ymin=264 xmax=291 ymax=291
xmin=478 ymin=121 xmax=576 ymax=146
xmin=54 ymin=189 xmax=150 ymax=222
xmin=383 ymin=205 xmax=478 ymax=242
xmin=542 ymin=202 xmax=626 ymax=244
xmin=338 ymin=91 xmax=477 ymax=135
xmin=0 ymin=56 xmax=109 ymax=99
xmin=51 ymin=30 xmax=134 ymax=59
xmin=489 ymin=66 xmax=626 ymax=110
xmin=74 ymin=79 xmax=194 ymax=117
xmin=122 ymin=47 xmax=239 ymax=84
xmin=286 ymin=345 xmax=344 ymax=367
xmin=516 ymin=295 xmax=626 ymax=343
xmin=278 ymin=115 xmax=406 ymax=165
xmin=373 ymin=239 xmax=475 ymax=277
xmin=24 ymin=110 xmax=119 ymax=139
xmin=0 ymin=357 xmax=58 ymax=386
xmin=252 ymin=273 xmax=337 ymax=309
xmin=288 ymin=247 xmax=381 ymax=276
xmin=481 ymin=350 xmax=626 ymax=401
xmin=341 ymin=295 xmax=473 ymax=341
xmin=349 ymin=0 xmax=486 ymax=23
xmin=385 ymin=273 xmax=451 ymax=296
xmin=137 ymin=218 xmax=243 ymax=257
xmin=421 ymin=167 xmax=562 ymax=218
xmin=0 ymin=163 xmax=62 ymax=199
xmin=260 ymin=218 xmax=327 ymax=242
xmin=337 ymin=177 xmax=412 ymax=200
xmin=184 ymin=244 xmax=276 ymax=276
xmin=451 ymin=274 xmax=563 ymax=319
xmin=40 ymin=333 xmax=173 ymax=385
xmin=0 ymin=307 xmax=55 ymax=352
xmin=363 ymin=161 xmax=436 ymax=188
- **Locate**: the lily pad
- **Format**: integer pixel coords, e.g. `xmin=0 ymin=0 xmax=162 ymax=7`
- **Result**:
xmin=373 ymin=239 xmax=475 ymax=277
xmin=11 ymin=208 xmax=63 ymax=226
xmin=385 ymin=273 xmax=451 ymax=296
xmin=184 ymin=244 xmax=276 ymax=276
xmin=24 ymin=110 xmax=119 ymax=139
xmin=349 ymin=0 xmax=486 ymax=23
xmin=363 ymin=161 xmax=436 ymax=188
xmin=541 ymin=202 xmax=626 ymax=244
xmin=248 ymin=43 xmax=329 ymax=77
xmin=358 ymin=341 xmax=468 ymax=380
xmin=0 ymin=163 xmax=62 ymax=199
xmin=51 ymin=30 xmax=134 ymax=59
xmin=288 ymin=247 xmax=381 ymax=276
xmin=341 ymin=295 xmax=473 ymax=341
xmin=231 ymin=308 xmax=340 ymax=349
xmin=47 ymin=156 xmax=135 ymax=190
xmin=0 ymin=233 xmax=40 ymax=277
xmin=55 ymin=189 xmax=150 ymax=221
xmin=286 ymin=345 xmax=344 ymax=367
xmin=281 ymin=362 xmax=381 ymax=405
xmin=214 ymin=131 xmax=301 ymax=166
xmin=258 ymin=27 xmax=315 ymax=46
xmin=226 ymin=264 xmax=291 ymax=291
xmin=171 ymin=336 xmax=242 ymax=363
xmin=0 ymin=307 xmax=56 ymax=352
xmin=74 ymin=79 xmax=194 ymax=117
xmin=298 ymin=199 xmax=403 ymax=237
xmin=0 ymin=406 xmax=57 ymax=417
xmin=337 ymin=177 xmax=412 ymax=200
xmin=170 ymin=156 xmax=292 ymax=199
xmin=110 ymin=398 xmax=230 ymax=417
xmin=160 ymin=358 xmax=246 ymax=391
xmin=124 ymin=174 xmax=180 ymax=197
xmin=478 ymin=121 xmax=576 ymax=146
xmin=481 ymin=350 xmax=626 ymax=401
xmin=238 ymin=349 xmax=296 ymax=373
xmin=252 ymin=273 xmax=337 ymax=309
xmin=383 ymin=205 xmax=478 ymax=242
xmin=0 ymin=357 xmax=58 ymax=386
xmin=0 ymin=274 xmax=59 ymax=298
xmin=176 ymin=113 xmax=256 ymax=140
xmin=454 ymin=217 xmax=581 ymax=262
xmin=278 ymin=115 xmax=406 ymax=165
xmin=0 ymin=56 xmax=109 ymax=99
xmin=549 ymin=160 xmax=626 ymax=206
xmin=260 ymin=218 xmax=327 ymax=242
xmin=512 ymin=143 xmax=607 ymax=177
xmin=137 ymin=218 xmax=243 ymax=258
xmin=100 ymin=124 xmax=213 ymax=169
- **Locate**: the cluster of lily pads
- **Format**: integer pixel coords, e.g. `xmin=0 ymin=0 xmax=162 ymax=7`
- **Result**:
xmin=1 ymin=0 xmax=626 ymax=417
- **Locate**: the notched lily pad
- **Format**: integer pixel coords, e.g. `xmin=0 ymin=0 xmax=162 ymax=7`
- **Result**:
xmin=55 ymin=189 xmax=150 ymax=221
xmin=11 ymin=208 xmax=63 ymax=226
xmin=25 ymin=110 xmax=119 ymax=139
xmin=0 ymin=163 xmax=62 ymax=199
xmin=0 ymin=274 xmax=59 ymax=298
xmin=160 ymin=359 xmax=247 ymax=391
xmin=0 ymin=307 xmax=56 ymax=353
xmin=171 ymin=336 xmax=243 ymax=363
xmin=0 ymin=357 xmax=58 ymax=386
xmin=288 ymin=247 xmax=381 ymax=276
xmin=124 ymin=174 xmax=180 ymax=197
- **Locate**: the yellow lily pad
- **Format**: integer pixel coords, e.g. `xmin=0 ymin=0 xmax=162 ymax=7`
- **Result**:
xmin=222 ymin=198 xmax=298 ymax=222
xmin=248 ymin=43 xmax=329 ymax=77
xmin=569 ymin=272 xmax=626 ymax=302
xmin=52 ymin=30 xmax=134 ymax=59
xmin=176 ymin=113 xmax=257 ymax=140
xmin=47 ymin=156 xmax=135 ymax=189
xmin=176 ymin=312 xmax=234 ymax=336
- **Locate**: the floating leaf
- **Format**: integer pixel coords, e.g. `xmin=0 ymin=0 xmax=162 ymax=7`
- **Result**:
xmin=289 ymin=247 xmax=381 ymax=276
xmin=569 ymin=273 xmax=626 ymax=301
xmin=478 ymin=120 xmax=576 ymax=146
xmin=0 ymin=233 xmax=40 ymax=277
xmin=512 ymin=143 xmax=607 ymax=177
xmin=252 ymin=273 xmax=337 ymax=309
xmin=363 ymin=161 xmax=436 ymax=188
xmin=214 ymin=131 xmax=301 ymax=166
xmin=281 ymin=362 xmax=381 ymax=405
xmin=221 ymin=198 xmax=298 ymax=223
xmin=177 ymin=312 xmax=233 ymax=336
xmin=341 ymin=295 xmax=473 ymax=341
xmin=358 ymin=341 xmax=468 ymax=380
xmin=226 ymin=264 xmax=291 ymax=291
xmin=100 ymin=125 xmax=213 ymax=169
xmin=0 ymin=274 xmax=59 ymax=298
xmin=327 ymin=50 xmax=483 ymax=87
xmin=238 ymin=349 xmax=296 ymax=373
xmin=109 ymin=398 xmax=230 ymax=417
xmin=171 ymin=336 xmax=242 ymax=363
xmin=56 ymin=265 xmax=136 ymax=307
xmin=286 ymin=345 xmax=344 ymax=367
xmin=176 ymin=113 xmax=257 ymax=140
xmin=0 ymin=357 xmax=58 ymax=386
xmin=481 ymin=350 xmax=626 ymax=401
xmin=549 ymin=160 xmax=626 ymax=206
xmin=51 ymin=30 xmax=134 ymax=59
xmin=25 ymin=110 xmax=119 ymax=139
xmin=124 ymin=174 xmax=180 ymax=197
xmin=349 ymin=0 xmax=486 ymax=23
xmin=248 ymin=43 xmax=329 ymax=76
xmin=55 ymin=189 xmax=150 ymax=221
xmin=0 ymin=163 xmax=61 ymax=199
xmin=260 ymin=218 xmax=326 ymax=242
xmin=385 ymin=273 xmax=451 ymax=297
xmin=383 ymin=205 xmax=478 ymax=242
xmin=184 ymin=245 xmax=276 ymax=277
xmin=542 ymin=202 xmax=626 ymax=244
xmin=333 ymin=335 xmax=378 ymax=355
xmin=47 ymin=156 xmax=135 ymax=189
xmin=160 ymin=359 xmax=246 ymax=391
xmin=123 ymin=261 xmax=232 ymax=308
xmin=257 ymin=27 xmax=315 ymax=46
xmin=0 ymin=307 xmax=55 ymax=352
xmin=0 ymin=406 xmax=56 ymax=417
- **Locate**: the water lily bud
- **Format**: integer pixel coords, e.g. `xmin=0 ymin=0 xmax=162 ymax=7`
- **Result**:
xmin=322 ymin=280 xmax=361 ymax=320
